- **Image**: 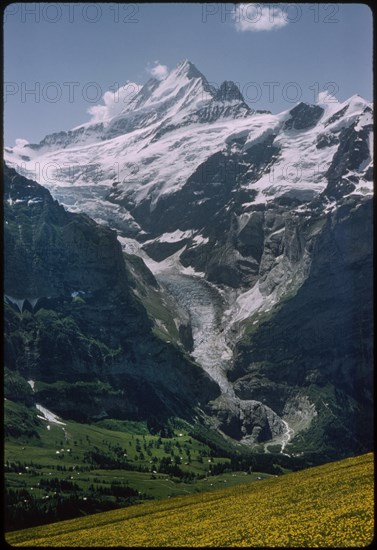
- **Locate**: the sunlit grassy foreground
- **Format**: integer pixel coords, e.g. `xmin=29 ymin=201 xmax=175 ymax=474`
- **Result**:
xmin=7 ymin=453 xmax=374 ymax=547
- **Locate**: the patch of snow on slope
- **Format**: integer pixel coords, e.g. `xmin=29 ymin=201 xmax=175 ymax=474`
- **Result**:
xmin=36 ymin=404 xmax=66 ymax=426
xmin=117 ymin=236 xmax=144 ymax=255
xmin=146 ymin=229 xmax=194 ymax=243
xmin=118 ymin=237 xmax=205 ymax=277
xmin=191 ymin=234 xmax=209 ymax=246
xmin=355 ymin=109 xmax=373 ymax=131
xmin=243 ymin=120 xmax=281 ymax=151
xmin=230 ymin=282 xmax=266 ymax=324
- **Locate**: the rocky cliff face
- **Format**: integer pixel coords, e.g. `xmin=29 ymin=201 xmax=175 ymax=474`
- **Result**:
xmin=3 ymin=164 xmax=220 ymax=422
xmin=229 ymin=196 xmax=373 ymax=458
xmin=4 ymin=167 xmax=129 ymax=301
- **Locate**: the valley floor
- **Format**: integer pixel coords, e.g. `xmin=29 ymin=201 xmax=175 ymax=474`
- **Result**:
xmin=6 ymin=453 xmax=374 ymax=547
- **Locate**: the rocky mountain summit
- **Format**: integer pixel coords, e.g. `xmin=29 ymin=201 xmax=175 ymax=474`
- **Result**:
xmin=4 ymin=60 xmax=373 ymax=460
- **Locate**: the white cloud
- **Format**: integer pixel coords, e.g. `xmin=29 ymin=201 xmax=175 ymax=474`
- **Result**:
xmin=317 ymin=90 xmax=339 ymax=105
xmin=146 ymin=61 xmax=169 ymax=81
xmin=15 ymin=138 xmax=29 ymax=147
xmin=234 ymin=3 xmax=289 ymax=32
xmin=11 ymin=138 xmax=29 ymax=155
xmin=88 ymin=82 xmax=142 ymax=123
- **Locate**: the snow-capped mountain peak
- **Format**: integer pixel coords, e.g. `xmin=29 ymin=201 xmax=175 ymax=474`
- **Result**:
xmin=5 ymin=60 xmax=252 ymax=159
xmin=4 ymin=61 xmax=372 ymax=236
xmin=173 ymin=59 xmax=209 ymax=81
xmin=127 ymin=59 xmax=214 ymax=114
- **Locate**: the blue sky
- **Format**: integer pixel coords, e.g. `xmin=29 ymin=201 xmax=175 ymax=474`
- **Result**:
xmin=4 ymin=2 xmax=373 ymax=145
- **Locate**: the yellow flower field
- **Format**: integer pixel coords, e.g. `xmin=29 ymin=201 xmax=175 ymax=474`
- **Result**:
xmin=6 ymin=452 xmax=374 ymax=547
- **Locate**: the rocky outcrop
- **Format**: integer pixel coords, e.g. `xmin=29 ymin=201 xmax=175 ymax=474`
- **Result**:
xmin=206 ymin=395 xmax=286 ymax=443
xmin=284 ymin=103 xmax=324 ymax=130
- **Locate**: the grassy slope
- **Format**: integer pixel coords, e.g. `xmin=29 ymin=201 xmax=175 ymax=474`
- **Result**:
xmin=5 ymin=400 xmax=276 ymax=532
xmin=6 ymin=453 xmax=374 ymax=547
